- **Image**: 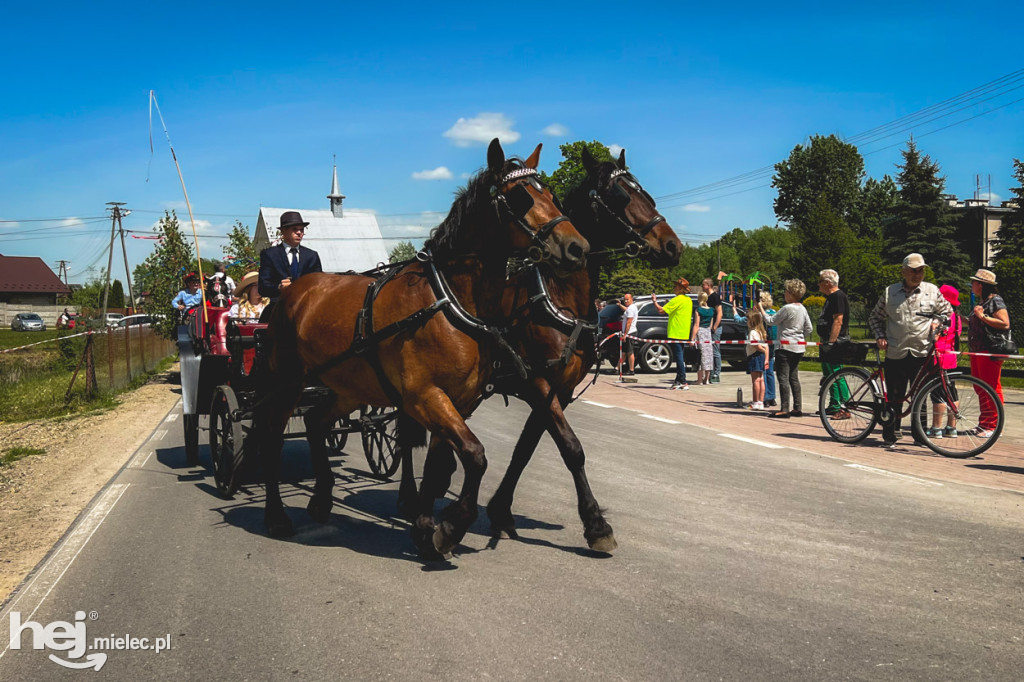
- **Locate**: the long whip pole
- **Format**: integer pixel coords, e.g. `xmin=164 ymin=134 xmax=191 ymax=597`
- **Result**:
xmin=149 ymin=90 xmax=208 ymax=321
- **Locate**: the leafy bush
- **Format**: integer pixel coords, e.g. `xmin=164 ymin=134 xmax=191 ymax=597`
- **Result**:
xmin=993 ymin=258 xmax=1024 ymax=331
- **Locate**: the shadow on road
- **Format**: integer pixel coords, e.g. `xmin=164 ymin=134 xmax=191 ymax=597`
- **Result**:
xmin=966 ymin=464 xmax=1024 ymax=476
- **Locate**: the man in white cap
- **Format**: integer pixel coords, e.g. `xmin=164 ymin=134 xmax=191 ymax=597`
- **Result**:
xmin=868 ymin=253 xmax=953 ymax=447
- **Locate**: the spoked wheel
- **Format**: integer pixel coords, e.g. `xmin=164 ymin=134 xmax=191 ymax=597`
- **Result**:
xmin=325 ymin=418 xmax=349 ymax=456
xmin=819 ymin=367 xmax=880 ymax=443
xmin=359 ymin=405 xmax=401 ymax=480
xmin=209 ymin=385 xmax=245 ymax=498
xmin=911 ymin=374 xmax=1004 ymax=458
xmin=183 ymin=413 xmax=200 ymax=466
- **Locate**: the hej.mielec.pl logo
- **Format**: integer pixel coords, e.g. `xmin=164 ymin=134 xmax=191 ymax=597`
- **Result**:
xmin=9 ymin=610 xmax=171 ymax=671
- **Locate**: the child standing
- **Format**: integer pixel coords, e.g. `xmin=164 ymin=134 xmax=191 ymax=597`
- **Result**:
xmin=746 ymin=308 xmax=770 ymax=410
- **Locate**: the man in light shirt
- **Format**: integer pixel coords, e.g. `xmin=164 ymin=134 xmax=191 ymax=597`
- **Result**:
xmin=618 ymin=293 xmax=639 ymax=375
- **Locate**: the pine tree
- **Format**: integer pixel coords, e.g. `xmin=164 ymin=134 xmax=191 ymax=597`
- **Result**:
xmin=388 ymin=240 xmax=418 ymax=263
xmin=793 ymin=195 xmax=858 ymax=286
xmin=993 ymin=159 xmax=1024 ymax=264
xmin=133 ymin=211 xmax=196 ymax=337
xmin=885 ymin=139 xmax=971 ymax=283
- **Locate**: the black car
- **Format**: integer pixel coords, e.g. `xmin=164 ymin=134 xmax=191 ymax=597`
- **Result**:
xmin=600 ymin=294 xmax=748 ymax=373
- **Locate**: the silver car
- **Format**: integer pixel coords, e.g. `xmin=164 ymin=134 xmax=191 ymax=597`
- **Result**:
xmin=11 ymin=313 xmax=46 ymax=331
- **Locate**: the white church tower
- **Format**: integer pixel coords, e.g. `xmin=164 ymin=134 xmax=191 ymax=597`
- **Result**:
xmin=327 ymin=160 xmax=346 ymax=218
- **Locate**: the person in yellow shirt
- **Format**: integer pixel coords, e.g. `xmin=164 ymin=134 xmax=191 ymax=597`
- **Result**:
xmin=651 ymin=277 xmax=694 ymax=390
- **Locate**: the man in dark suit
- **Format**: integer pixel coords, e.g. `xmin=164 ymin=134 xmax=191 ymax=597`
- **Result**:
xmin=258 ymin=211 xmax=323 ymax=300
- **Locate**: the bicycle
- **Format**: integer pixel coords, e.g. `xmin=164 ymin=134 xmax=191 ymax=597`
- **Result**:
xmin=818 ymin=312 xmax=1003 ymax=458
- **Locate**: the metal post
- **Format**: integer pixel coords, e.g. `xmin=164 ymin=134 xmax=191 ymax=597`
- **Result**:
xmin=85 ymin=334 xmax=97 ymax=397
xmin=101 ymin=203 xmax=124 ymax=324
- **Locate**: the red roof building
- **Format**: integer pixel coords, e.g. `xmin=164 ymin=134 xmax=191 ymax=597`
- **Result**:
xmin=0 ymin=255 xmax=71 ymax=326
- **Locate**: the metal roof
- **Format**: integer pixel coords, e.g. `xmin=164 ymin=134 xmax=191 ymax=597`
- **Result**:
xmin=254 ymin=208 xmax=390 ymax=274
xmin=0 ymin=255 xmax=71 ymax=294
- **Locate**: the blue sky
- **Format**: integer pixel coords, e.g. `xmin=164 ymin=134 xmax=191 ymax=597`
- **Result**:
xmin=1 ymin=1 xmax=1021 ymax=283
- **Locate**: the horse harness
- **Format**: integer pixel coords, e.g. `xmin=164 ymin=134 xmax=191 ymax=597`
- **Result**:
xmin=587 ymin=169 xmax=666 ymax=258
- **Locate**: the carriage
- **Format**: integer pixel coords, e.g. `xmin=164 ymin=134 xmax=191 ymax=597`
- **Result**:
xmin=177 ymin=303 xmax=400 ymax=498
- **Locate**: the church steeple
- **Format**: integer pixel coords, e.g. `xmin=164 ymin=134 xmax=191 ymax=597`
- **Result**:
xmin=327 ymin=155 xmax=346 ymax=218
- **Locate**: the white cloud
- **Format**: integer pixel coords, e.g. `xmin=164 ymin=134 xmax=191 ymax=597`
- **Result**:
xmin=608 ymin=144 xmax=624 ymax=157
xmin=411 ymin=166 xmax=454 ymax=181
xmin=682 ymin=204 xmax=711 ymax=213
xmin=980 ymin=192 xmax=1001 ymax=202
xmin=542 ymin=123 xmax=568 ymax=137
xmin=443 ymin=113 xmax=520 ymax=147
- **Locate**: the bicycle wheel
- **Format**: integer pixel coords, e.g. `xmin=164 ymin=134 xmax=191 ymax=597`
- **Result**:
xmin=910 ymin=374 xmax=1004 ymax=458
xmin=819 ymin=367 xmax=879 ymax=443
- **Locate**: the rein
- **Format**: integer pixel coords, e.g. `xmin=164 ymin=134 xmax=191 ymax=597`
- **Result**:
xmin=586 ymin=169 xmax=666 ymax=257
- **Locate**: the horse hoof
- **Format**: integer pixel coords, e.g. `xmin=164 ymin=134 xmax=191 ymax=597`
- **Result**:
xmin=588 ymin=534 xmax=618 ymax=554
xmin=306 ymin=495 xmax=332 ymax=524
xmin=412 ymin=527 xmax=445 ymax=561
xmin=266 ymin=514 xmax=295 ymax=538
xmin=432 ymin=520 xmax=459 ymax=556
xmin=491 ymin=523 xmax=519 ymax=540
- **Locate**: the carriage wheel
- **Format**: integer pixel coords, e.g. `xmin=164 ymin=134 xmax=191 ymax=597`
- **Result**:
xmin=325 ymin=418 xmax=349 ymax=455
xmin=209 ymin=385 xmax=244 ymax=498
xmin=183 ymin=413 xmax=200 ymax=466
xmin=359 ymin=406 xmax=401 ymax=480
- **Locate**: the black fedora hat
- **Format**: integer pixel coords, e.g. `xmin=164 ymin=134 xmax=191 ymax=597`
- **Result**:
xmin=277 ymin=211 xmax=310 ymax=230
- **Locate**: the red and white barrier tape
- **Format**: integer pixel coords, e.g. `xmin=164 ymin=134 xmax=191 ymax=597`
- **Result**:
xmin=0 ymin=329 xmax=98 ymax=354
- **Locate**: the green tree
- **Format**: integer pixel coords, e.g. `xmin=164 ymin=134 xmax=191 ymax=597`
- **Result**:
xmin=993 ymin=159 xmax=1024 ymax=264
xmin=850 ymin=175 xmax=898 ymax=241
xmin=773 ymin=134 xmax=866 ymax=226
xmin=133 ymin=211 xmax=197 ymax=338
xmin=600 ymin=262 xmax=658 ymax=300
xmin=792 ymin=195 xmax=859 ymax=286
xmin=109 ymin=279 xmax=125 ymax=308
xmin=992 ymin=257 xmax=1024 ymax=331
xmin=539 ymin=140 xmax=614 ymax=201
xmin=885 ymin=138 xmax=970 ymax=283
xmin=388 ymin=240 xmax=418 ymax=263
xmin=222 ymin=221 xmax=260 ymax=279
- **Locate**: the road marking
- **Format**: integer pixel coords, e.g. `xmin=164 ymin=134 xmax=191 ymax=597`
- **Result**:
xmin=844 ymin=464 xmax=943 ymax=487
xmin=640 ymin=414 xmax=681 ymax=425
xmin=128 ymin=449 xmax=155 ymax=469
xmin=152 ymin=429 xmax=167 ymax=441
xmin=165 ymin=413 xmax=179 ymax=422
xmin=719 ymin=433 xmax=784 ymax=449
xmin=0 ymin=483 xmax=130 ymax=660
xmin=581 ymin=400 xmax=614 ymax=408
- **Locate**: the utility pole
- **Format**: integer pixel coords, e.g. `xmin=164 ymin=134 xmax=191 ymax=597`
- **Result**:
xmin=102 ymin=202 xmax=126 ymax=323
xmin=116 ymin=212 xmax=136 ymax=314
xmin=54 ymin=260 xmax=71 ymax=286
xmin=716 ymin=239 xmax=721 ymax=275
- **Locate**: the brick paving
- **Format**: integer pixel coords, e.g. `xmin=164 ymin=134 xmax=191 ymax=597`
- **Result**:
xmin=580 ymin=366 xmax=1024 ymax=495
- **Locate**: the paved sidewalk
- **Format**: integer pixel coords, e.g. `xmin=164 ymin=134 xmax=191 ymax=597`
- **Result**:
xmin=578 ymin=366 xmax=1024 ymax=495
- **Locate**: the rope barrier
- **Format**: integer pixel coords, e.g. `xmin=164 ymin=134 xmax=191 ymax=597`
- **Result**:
xmin=0 ymin=329 xmax=98 ymax=354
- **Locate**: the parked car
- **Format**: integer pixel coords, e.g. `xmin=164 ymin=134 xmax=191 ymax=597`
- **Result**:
xmin=117 ymin=314 xmax=154 ymax=327
xmin=11 ymin=313 xmax=46 ymax=332
xmin=600 ymin=294 xmax=749 ymax=373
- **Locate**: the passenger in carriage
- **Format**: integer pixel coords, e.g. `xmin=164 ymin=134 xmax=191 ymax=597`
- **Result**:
xmin=172 ymin=273 xmax=203 ymax=311
xmin=228 ymin=271 xmax=269 ymax=322
xmin=258 ymin=211 xmax=323 ymax=300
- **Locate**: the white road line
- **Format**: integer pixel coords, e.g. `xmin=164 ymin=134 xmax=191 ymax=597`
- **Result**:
xmin=640 ymin=414 xmax=681 ymax=425
xmin=128 ymin=449 xmax=155 ymax=469
xmin=165 ymin=413 xmax=179 ymax=422
xmin=719 ymin=433 xmax=784 ymax=449
xmin=844 ymin=464 xmax=943 ymax=487
xmin=581 ymin=400 xmax=614 ymax=408
xmin=0 ymin=483 xmax=130 ymax=659
xmin=152 ymin=429 xmax=167 ymax=441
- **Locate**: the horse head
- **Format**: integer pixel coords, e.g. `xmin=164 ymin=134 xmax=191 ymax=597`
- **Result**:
xmin=205 ymin=276 xmax=231 ymax=308
xmin=570 ymin=146 xmax=683 ymax=267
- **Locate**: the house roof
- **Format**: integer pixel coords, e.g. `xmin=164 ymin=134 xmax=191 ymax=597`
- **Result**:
xmin=0 ymin=255 xmax=71 ymax=294
xmin=254 ymin=208 xmax=390 ymax=274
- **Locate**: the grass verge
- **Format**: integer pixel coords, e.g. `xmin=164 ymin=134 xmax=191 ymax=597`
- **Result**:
xmin=1 ymin=446 xmax=46 ymax=467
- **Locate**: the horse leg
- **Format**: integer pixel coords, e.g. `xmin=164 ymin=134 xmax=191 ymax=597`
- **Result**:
xmin=396 ymin=412 xmax=427 ymax=522
xmin=546 ymin=394 xmax=616 ymax=552
xmin=408 ymin=435 xmax=455 ymax=558
xmin=258 ymin=390 xmax=299 ymax=537
xmin=486 ymin=407 xmax=547 ymax=539
xmin=303 ymin=403 xmax=335 ymax=524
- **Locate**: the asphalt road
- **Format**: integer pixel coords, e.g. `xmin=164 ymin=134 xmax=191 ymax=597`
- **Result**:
xmin=2 ymin=396 xmax=1023 ymax=680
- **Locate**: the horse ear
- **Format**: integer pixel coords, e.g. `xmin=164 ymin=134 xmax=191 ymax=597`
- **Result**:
xmin=617 ymin=148 xmax=627 ymax=169
xmin=524 ymin=143 xmax=542 ymax=169
xmin=581 ymin=146 xmax=600 ymax=176
xmin=487 ymin=138 xmax=505 ymax=173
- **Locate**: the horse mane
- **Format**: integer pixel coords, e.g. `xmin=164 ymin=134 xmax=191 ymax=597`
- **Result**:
xmin=424 ymin=156 xmax=530 ymax=259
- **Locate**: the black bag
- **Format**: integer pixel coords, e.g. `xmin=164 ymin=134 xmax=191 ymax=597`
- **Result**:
xmin=984 ymin=326 xmax=1018 ymax=356
xmin=820 ymin=338 xmax=868 ymax=364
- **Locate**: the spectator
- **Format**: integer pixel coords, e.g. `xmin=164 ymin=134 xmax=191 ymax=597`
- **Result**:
xmin=756 ymin=291 xmax=778 ymax=407
xmin=692 ymin=292 xmax=715 ymax=384
xmin=767 ymin=279 xmax=814 ymax=418
xmin=868 ymin=253 xmax=953 ymax=448
xmin=928 ymin=284 xmax=963 ymax=438
xmin=598 ymin=299 xmax=623 ymax=332
xmin=745 ymin=308 xmax=770 ymax=410
xmin=172 ymin=273 xmax=203 ymax=312
xmin=618 ymin=293 xmax=638 ymax=375
xmin=701 ymin=278 xmax=724 ymax=383
xmin=228 ymin=271 xmax=270 ymax=321
xmin=968 ymin=268 xmax=1011 ymax=437
xmin=817 ymin=268 xmax=851 ymax=418
xmin=651 ymin=278 xmax=693 ymax=390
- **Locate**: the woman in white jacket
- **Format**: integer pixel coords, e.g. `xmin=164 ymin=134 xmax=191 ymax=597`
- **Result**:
xmin=767 ymin=279 xmax=814 ymax=418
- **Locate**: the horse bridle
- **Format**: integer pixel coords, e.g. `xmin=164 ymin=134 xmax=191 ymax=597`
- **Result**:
xmin=588 ymin=168 xmax=666 ymax=257
xmin=491 ymin=167 xmax=571 ymax=263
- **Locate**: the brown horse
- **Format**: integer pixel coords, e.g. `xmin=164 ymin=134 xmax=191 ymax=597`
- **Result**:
xmin=413 ymin=147 xmax=682 ymax=552
xmin=256 ymin=139 xmax=589 ymax=557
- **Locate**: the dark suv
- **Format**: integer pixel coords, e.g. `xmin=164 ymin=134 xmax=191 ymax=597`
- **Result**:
xmin=601 ymin=294 xmax=748 ymax=373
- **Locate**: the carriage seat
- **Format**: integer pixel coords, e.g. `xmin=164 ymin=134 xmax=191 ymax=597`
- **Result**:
xmin=206 ymin=307 xmax=232 ymax=356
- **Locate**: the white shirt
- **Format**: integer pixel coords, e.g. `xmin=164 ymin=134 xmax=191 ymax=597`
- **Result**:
xmin=623 ymin=303 xmax=639 ymax=335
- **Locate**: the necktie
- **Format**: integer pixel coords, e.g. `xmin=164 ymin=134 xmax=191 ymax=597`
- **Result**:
xmin=289 ymin=247 xmax=300 ymax=280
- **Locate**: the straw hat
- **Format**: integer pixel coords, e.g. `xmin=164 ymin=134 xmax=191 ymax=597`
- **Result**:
xmin=234 ymin=271 xmax=259 ymax=298
xmin=969 ymin=268 xmax=997 ymax=285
